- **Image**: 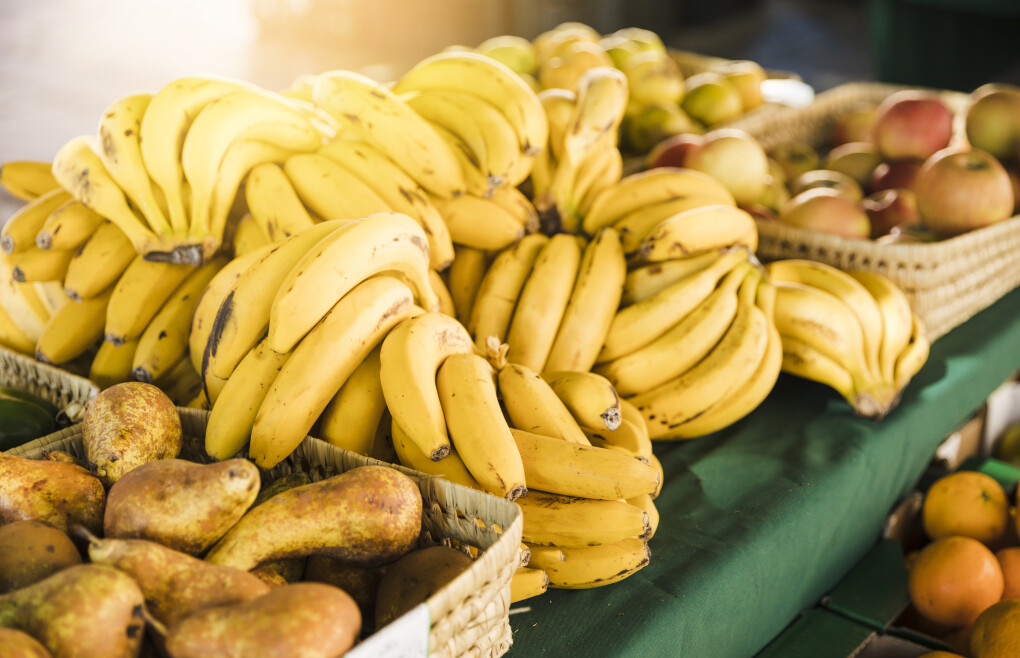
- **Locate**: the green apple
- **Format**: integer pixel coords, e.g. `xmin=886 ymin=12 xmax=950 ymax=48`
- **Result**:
xmin=965 ymin=83 xmax=1020 ymax=162
xmin=790 ymin=169 xmax=864 ymax=202
xmin=824 ymin=142 xmax=882 ymax=188
xmin=476 ymin=35 xmax=537 ymax=76
xmin=681 ymin=72 xmax=743 ymax=126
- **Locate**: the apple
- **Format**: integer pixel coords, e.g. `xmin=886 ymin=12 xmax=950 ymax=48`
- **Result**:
xmin=476 ymin=35 xmax=537 ymax=76
xmin=830 ymin=103 xmax=877 ymax=146
xmin=964 ymin=83 xmax=1020 ymax=162
xmin=824 ymin=142 xmax=882 ymax=188
xmin=1008 ymin=165 xmax=1020 ymax=214
xmin=790 ymin=169 xmax=864 ymax=202
xmin=757 ymin=171 xmax=790 ymax=212
xmin=770 ymin=144 xmax=820 ymax=181
xmin=683 ymin=128 xmax=769 ymax=205
xmin=741 ymin=203 xmax=778 ymax=222
xmin=869 ymin=160 xmax=921 ymax=193
xmin=538 ymin=41 xmax=612 ymax=92
xmin=622 ymin=50 xmax=684 ymax=105
xmin=626 ymin=103 xmax=700 ymax=154
xmin=717 ymin=60 xmax=767 ymax=112
xmin=646 ymin=133 xmax=704 ymax=169
xmin=914 ymin=146 xmax=1015 ymax=238
xmin=778 ymin=188 xmax=870 ymax=239
xmin=862 ymin=188 xmax=921 ymax=239
xmin=872 ymin=91 xmax=954 ymax=161
xmin=681 ymin=72 xmax=744 ymax=126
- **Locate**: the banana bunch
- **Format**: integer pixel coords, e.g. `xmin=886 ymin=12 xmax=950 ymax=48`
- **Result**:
xmin=0 ymin=161 xmax=61 ymax=202
xmin=765 ymin=259 xmax=929 ymax=419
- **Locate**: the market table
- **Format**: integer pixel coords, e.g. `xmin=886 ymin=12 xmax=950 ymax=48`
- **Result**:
xmin=508 ymin=283 xmax=1020 ymax=658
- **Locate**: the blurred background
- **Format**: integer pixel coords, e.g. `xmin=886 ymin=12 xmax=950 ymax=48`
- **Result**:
xmin=2 ymin=0 xmax=1019 ymax=161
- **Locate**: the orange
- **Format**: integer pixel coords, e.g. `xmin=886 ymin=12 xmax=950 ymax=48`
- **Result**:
xmin=917 ymin=652 xmax=965 ymax=658
xmin=908 ymin=535 xmax=1004 ymax=627
xmin=995 ymin=546 xmax=1020 ymax=599
xmin=970 ymin=598 xmax=1020 ymax=658
xmin=922 ymin=471 xmax=1010 ymax=545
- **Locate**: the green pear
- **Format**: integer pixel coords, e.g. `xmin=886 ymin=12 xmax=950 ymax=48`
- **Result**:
xmin=0 ymin=451 xmax=105 ymax=535
xmin=0 ymin=628 xmax=52 ymax=657
xmin=0 ymin=520 xmax=81 ymax=593
xmin=104 ymin=458 xmax=260 ymax=555
xmin=0 ymin=564 xmax=145 ymax=658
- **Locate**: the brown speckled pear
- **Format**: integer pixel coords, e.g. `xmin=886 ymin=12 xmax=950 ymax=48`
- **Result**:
xmin=164 ymin=583 xmax=361 ymax=658
xmin=0 ymin=452 xmax=105 ymax=535
xmin=0 ymin=520 xmax=82 ymax=594
xmin=0 ymin=628 xmax=53 ymax=657
xmin=304 ymin=555 xmax=384 ymax=631
xmin=86 ymin=534 xmax=271 ymax=627
xmin=0 ymin=564 xmax=145 ymax=658
xmin=81 ymin=382 xmax=181 ymax=486
xmin=205 ymin=466 xmax=422 ymax=570
xmin=375 ymin=545 xmax=474 ymax=629
xmin=104 ymin=458 xmax=260 ymax=555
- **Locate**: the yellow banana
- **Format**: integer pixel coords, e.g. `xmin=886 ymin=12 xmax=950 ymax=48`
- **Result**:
xmin=11 ymin=248 xmax=73 ymax=283
xmin=244 ymin=162 xmax=317 ymax=242
xmin=543 ymin=371 xmax=622 ymax=431
xmin=639 ymin=204 xmax=758 ymax=262
xmin=0 ymin=160 xmax=59 ymax=201
xmin=285 ymin=152 xmax=398 ymax=222
xmin=627 ymin=494 xmax=659 ymax=540
xmin=380 ymin=312 xmax=475 ymax=462
xmin=390 ymin=419 xmax=482 ymax=491
xmin=544 ymin=227 xmax=626 ymax=373
xmin=317 ymin=345 xmax=386 ymax=457
xmin=622 ymin=251 xmax=722 ymax=306
xmin=232 ymin=213 xmax=271 ymax=256
xmin=436 ymin=352 xmax=528 ymax=501
xmin=529 ymin=537 xmax=650 ymax=589
xmin=89 ymin=339 xmax=139 ymax=389
xmin=488 ymin=185 xmax=540 ymax=234
xmin=497 ymin=362 xmax=590 ymax=445
xmin=518 ymin=492 xmax=649 ymax=547
xmin=105 ymin=257 xmax=198 ymax=345
xmin=511 ymin=428 xmax=659 ymax=500
xmin=446 ymin=246 xmax=489 ymax=326
xmin=429 ymin=124 xmax=491 ymax=198
xmin=250 ymin=275 xmax=419 ymax=468
xmin=156 ymin=356 xmax=204 ymax=406
xmin=35 ymin=289 xmax=112 ymax=365
xmin=1 ymin=188 xmax=72 ymax=254
xmin=511 ymin=567 xmax=549 ymax=603
xmin=429 ymin=269 xmax=456 ymax=318
xmin=35 ymin=200 xmax=104 ymax=251
xmin=614 ymin=196 xmax=737 ymax=257
xmin=894 ymin=314 xmax=929 ymax=392
xmin=599 ymin=247 xmax=748 ymax=362
xmin=781 ymin=333 xmax=858 ymax=405
xmin=524 ymin=544 xmax=565 ymax=567
xmin=582 ymin=415 xmax=653 ymax=462
xmin=575 ymin=138 xmax=624 ymax=218
xmin=269 ymin=212 xmax=437 ymax=353
xmin=430 ymin=193 xmax=525 ymax=251
xmin=63 ymin=221 xmax=135 ymax=301
xmin=468 ymin=233 xmax=548 ymax=350
xmin=31 ymin=281 xmax=70 ymax=317
xmin=848 ymin=270 xmax=914 ymax=387
xmin=205 ymin=337 xmax=292 ymax=461
xmin=538 ymin=87 xmax=576 ymax=165
xmin=0 ymin=253 xmax=50 ymax=342
xmin=0 ymin=303 xmax=36 ymax=355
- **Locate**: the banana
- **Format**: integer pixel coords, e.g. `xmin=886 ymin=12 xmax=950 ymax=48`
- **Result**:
xmin=318 ymin=140 xmax=454 ymax=270
xmin=429 ymin=124 xmax=491 ymax=198
xmin=848 ymin=270 xmax=914 ymax=387
xmin=269 ymin=212 xmax=437 ymax=353
xmin=781 ymin=333 xmax=858 ymax=405
xmin=575 ymin=138 xmax=624 ymax=218
xmin=615 ymin=196 xmax=740 ymax=257
xmin=582 ymin=415 xmax=653 ymax=462
xmin=380 ymin=312 xmax=475 ymax=462
xmin=51 ymin=135 xmax=162 ymax=254
xmin=317 ymin=345 xmax=386 ymax=456
xmin=105 ymin=257 xmax=198 ymax=345
xmin=35 ymin=289 xmax=112 ymax=365
xmin=89 ymin=339 xmax=139 ymax=389
xmin=517 ymin=492 xmax=649 ymax=548
xmin=63 ymin=221 xmax=135 ymax=301
xmin=429 ymin=193 xmax=525 ymax=251
xmin=232 ymin=213 xmax=271 ymax=256
xmin=544 ymin=227 xmax=626 ymax=373
xmin=429 ymin=268 xmax=456 ymax=318
xmin=389 ymin=419 xmax=483 ymax=491
xmin=140 ymin=76 xmax=254 ymax=233
xmin=543 ymin=371 xmax=622 ymax=431
xmin=11 ymin=248 xmax=73 ymax=283
xmin=35 ymin=200 xmax=104 ymax=251
xmin=597 ymin=262 xmax=750 ymax=396
xmin=156 ymin=357 xmax=204 ymax=406
xmin=0 ymin=253 xmax=50 ymax=342
xmin=511 ymin=567 xmax=549 ymax=603
xmin=96 ymin=93 xmax=172 ymax=237
xmin=627 ymin=494 xmax=659 ymax=540
xmin=497 ymin=362 xmax=590 ymax=445
xmin=203 ymin=219 xmax=346 ymax=384
xmin=446 ymin=246 xmax=489 ymax=326
xmin=598 ymin=247 xmax=748 ymax=362
xmin=0 ymin=161 xmax=59 ymax=201
xmin=1 ymin=188 xmax=72 ymax=254
xmin=622 ymin=251 xmax=722 ymax=306
xmin=468 ymin=233 xmax=548 ymax=350
xmin=529 ymin=537 xmax=650 ymax=589
xmin=505 ymin=233 xmax=582 ymax=372
xmin=0 ymin=301 xmax=37 ymax=355
xmin=631 ymin=269 xmax=770 ymax=439
xmin=436 ymin=352 xmax=528 ymax=501
xmin=524 ymin=544 xmax=565 ymax=567
xmin=131 ymin=258 xmax=226 ymax=383
xmin=538 ymin=87 xmax=576 ymax=167
xmin=283 ymin=153 xmax=392 ymax=221
xmin=511 ymin=428 xmax=659 ymax=500
xmin=639 ymin=204 xmax=758 ymax=262
xmin=313 ymin=70 xmax=465 ymax=198
xmin=394 ymin=51 xmax=548 ymax=159
xmin=250 ymin=275 xmax=419 ymax=468
xmin=582 ymin=167 xmax=735 ymax=237
xmin=893 ymin=313 xmax=929 ymax=392
xmin=489 ymin=185 xmax=540 ymax=234
xmin=31 ymin=281 xmax=70 ymax=317
xmin=244 ymin=162 xmax=317 ymax=242
xmin=205 ymin=337 xmax=291 ymax=461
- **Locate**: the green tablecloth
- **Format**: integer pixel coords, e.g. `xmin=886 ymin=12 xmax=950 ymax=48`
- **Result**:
xmin=508 ymin=284 xmax=1020 ymax=658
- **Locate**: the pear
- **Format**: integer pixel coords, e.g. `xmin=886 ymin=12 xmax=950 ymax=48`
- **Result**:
xmin=0 ymin=564 xmax=145 ymax=658
xmin=0 ymin=451 xmax=105 ymax=534
xmin=85 ymin=532 xmax=270 ymax=627
xmin=81 ymin=382 xmax=181 ymax=486
xmin=305 ymin=555 xmax=383 ymax=631
xmin=375 ymin=546 xmax=474 ymax=629
xmin=248 ymin=471 xmax=313 ymax=582
xmin=206 ymin=465 xmax=422 ymax=570
xmin=164 ymin=583 xmax=360 ymax=658
xmin=104 ymin=458 xmax=259 ymax=555
xmin=0 ymin=627 xmax=52 ymax=657
xmin=0 ymin=520 xmax=82 ymax=593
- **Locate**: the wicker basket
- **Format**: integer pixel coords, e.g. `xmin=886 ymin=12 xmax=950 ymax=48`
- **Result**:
xmin=728 ymin=81 xmax=1020 ymax=340
xmin=9 ymin=408 xmax=523 ymax=658
xmin=0 ymin=344 xmax=98 ymax=422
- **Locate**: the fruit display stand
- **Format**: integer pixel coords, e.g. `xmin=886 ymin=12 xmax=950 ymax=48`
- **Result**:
xmin=10 ymin=408 xmax=524 ymax=658
xmin=506 ymin=283 xmax=1020 ymax=657
xmin=0 ymin=343 xmax=98 ymax=422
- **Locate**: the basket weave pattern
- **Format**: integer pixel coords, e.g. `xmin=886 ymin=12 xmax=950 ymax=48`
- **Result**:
xmin=0 ymin=345 xmax=98 ymax=421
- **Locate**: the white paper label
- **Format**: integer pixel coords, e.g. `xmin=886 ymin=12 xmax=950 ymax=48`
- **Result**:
xmin=347 ymin=602 xmax=430 ymax=658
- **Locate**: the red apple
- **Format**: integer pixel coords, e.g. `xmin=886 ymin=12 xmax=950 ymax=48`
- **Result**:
xmin=740 ymin=203 xmax=777 ymax=222
xmin=872 ymin=91 xmax=954 ymax=161
xmin=646 ymin=133 xmax=704 ymax=169
xmin=869 ymin=160 xmax=921 ymax=193
xmin=914 ymin=146 xmax=1015 ymax=238
xmin=830 ymin=103 xmax=877 ymax=146
xmin=778 ymin=188 xmax=871 ymax=239
xmin=965 ymin=83 xmax=1020 ymax=162
xmin=862 ymin=188 xmax=920 ymax=239
xmin=683 ymin=129 xmax=768 ymax=206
